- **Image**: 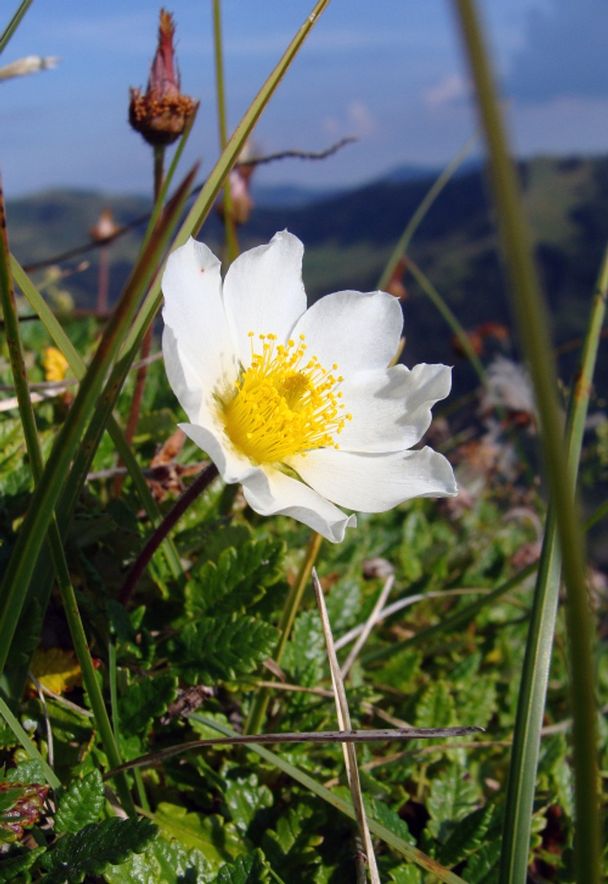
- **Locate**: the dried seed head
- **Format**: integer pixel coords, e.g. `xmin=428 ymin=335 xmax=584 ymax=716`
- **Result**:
xmin=129 ymin=9 xmax=198 ymax=146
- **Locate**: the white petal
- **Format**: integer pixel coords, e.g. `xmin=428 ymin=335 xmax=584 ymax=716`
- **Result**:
xmin=222 ymin=231 xmax=307 ymax=364
xmin=290 ymin=447 xmax=457 ymax=513
xmin=162 ymin=238 xmax=236 ymax=418
xmin=180 ymin=419 xmax=257 ymax=485
xmin=338 ymin=363 xmax=453 ymax=452
xmin=291 ymin=289 xmax=402 ymax=373
xmin=241 ymin=468 xmax=357 ymax=543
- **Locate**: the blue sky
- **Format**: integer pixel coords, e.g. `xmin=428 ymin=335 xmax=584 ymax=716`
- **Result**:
xmin=2 ymin=0 xmax=607 ymax=197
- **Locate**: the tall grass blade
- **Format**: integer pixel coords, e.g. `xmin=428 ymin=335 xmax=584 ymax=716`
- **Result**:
xmin=0 ymin=0 xmax=33 ymax=54
xmin=453 ymin=2 xmax=601 ymax=880
xmin=10 ymin=257 xmax=182 ymax=580
xmin=501 ymin=245 xmax=608 ymax=881
xmin=0 ymin=169 xmax=195 ymax=675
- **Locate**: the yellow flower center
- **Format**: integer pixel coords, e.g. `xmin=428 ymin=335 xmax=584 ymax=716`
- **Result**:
xmin=221 ymin=332 xmax=351 ymax=465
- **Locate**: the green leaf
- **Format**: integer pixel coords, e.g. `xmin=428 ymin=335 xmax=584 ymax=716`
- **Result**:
xmin=437 ymin=804 xmax=495 ymax=867
xmin=185 ymin=538 xmax=284 ymax=618
xmin=388 ymin=865 xmax=423 ymax=884
xmin=104 ymin=835 xmax=210 ymax=884
xmin=5 ymin=760 xmax=47 ymax=785
xmin=0 ymin=789 xmax=23 ymax=815
xmin=262 ymin=804 xmax=323 ymax=877
xmin=153 ymin=803 xmax=243 ymax=870
xmin=214 ymin=849 xmax=271 ymax=883
xmin=0 ymin=846 xmax=46 ymax=882
xmin=119 ymin=674 xmax=178 ymax=737
xmin=462 ymin=839 xmax=501 ymax=883
xmin=223 ymin=772 xmax=273 ymax=833
xmin=415 ymin=681 xmax=456 ymax=729
xmin=42 ymin=818 xmax=156 ymax=882
xmin=426 ymin=765 xmax=479 ymax=840
xmin=55 ymin=770 xmax=104 ymax=835
xmin=282 ymin=610 xmax=325 ymax=687
xmin=455 ymin=674 xmax=497 ymax=729
xmin=173 ymin=616 xmax=277 ymax=682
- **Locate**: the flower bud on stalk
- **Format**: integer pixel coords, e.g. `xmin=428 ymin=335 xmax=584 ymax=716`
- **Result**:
xmin=129 ymin=9 xmax=198 ymax=146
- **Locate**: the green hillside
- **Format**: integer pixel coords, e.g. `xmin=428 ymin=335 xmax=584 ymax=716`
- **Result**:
xmin=7 ymin=154 xmax=608 ymax=375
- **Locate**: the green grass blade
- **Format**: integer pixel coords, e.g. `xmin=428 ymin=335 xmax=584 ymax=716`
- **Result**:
xmin=10 ymin=256 xmax=182 ymax=581
xmin=0 ymin=695 xmax=60 ymax=789
xmin=377 ymin=132 xmax=477 ymax=291
xmin=501 ymin=244 xmax=608 ymax=881
xmin=0 ymin=0 xmax=33 ymax=54
xmin=406 ymin=257 xmax=486 ymax=383
xmin=1 ymin=187 xmax=133 ymax=809
xmin=0 ymin=171 xmax=195 ymax=675
xmin=190 ymin=715 xmax=466 ymax=884
xmin=453 ymin=2 xmax=601 ymax=880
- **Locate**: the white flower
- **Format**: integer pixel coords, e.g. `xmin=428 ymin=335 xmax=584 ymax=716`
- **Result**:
xmin=161 ymin=231 xmax=457 ymax=542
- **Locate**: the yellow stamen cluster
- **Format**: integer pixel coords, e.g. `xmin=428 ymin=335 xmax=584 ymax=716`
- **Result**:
xmin=221 ymin=332 xmax=351 ymax=465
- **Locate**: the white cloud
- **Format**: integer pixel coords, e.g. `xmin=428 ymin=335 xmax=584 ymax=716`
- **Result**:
xmin=424 ymin=74 xmax=468 ymax=109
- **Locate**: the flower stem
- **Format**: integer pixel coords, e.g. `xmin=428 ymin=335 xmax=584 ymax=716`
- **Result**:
xmin=213 ymin=0 xmax=239 ymax=262
xmin=453 ymin=2 xmax=601 ymax=880
xmin=118 ymin=463 xmax=219 ymax=605
xmin=114 ymin=145 xmax=166 ymax=497
xmin=246 ymin=531 xmax=323 ymax=734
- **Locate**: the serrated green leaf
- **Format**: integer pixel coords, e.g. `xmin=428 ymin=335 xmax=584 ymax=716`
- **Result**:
xmin=214 ymin=849 xmax=271 ymax=883
xmin=262 ymin=804 xmax=323 ymax=876
xmin=375 ymin=647 xmax=422 ymax=690
xmin=0 ymin=788 xmax=23 ymax=815
xmin=455 ymin=675 xmax=497 ymax=729
xmin=55 ymin=769 xmax=104 ymax=835
xmin=43 ymin=818 xmax=156 ymax=882
xmin=365 ymin=797 xmax=414 ymax=846
xmin=462 ymin=839 xmax=501 ymax=883
xmin=415 ymin=680 xmax=456 ymax=729
xmin=388 ymin=865 xmax=423 ymax=884
xmin=119 ymin=674 xmax=178 ymax=737
xmin=437 ymin=804 xmax=494 ymax=867
xmin=104 ymin=835 xmax=209 ymax=884
xmin=185 ymin=538 xmax=284 ymax=618
xmin=153 ymin=803 xmax=243 ymax=871
xmin=0 ymin=846 xmax=46 ymax=882
xmin=5 ymin=760 xmax=47 ymax=785
xmin=173 ymin=616 xmax=277 ymax=682
xmin=426 ymin=765 xmax=479 ymax=840
xmin=282 ymin=610 xmax=325 ymax=688
xmin=223 ymin=773 xmax=273 ymax=832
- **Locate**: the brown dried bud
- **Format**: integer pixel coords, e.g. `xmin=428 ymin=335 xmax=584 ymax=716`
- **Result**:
xmin=129 ymin=9 xmax=198 ymax=146
xmin=385 ymin=258 xmax=409 ymax=300
xmin=217 ymin=169 xmax=254 ymax=225
xmin=89 ymin=208 xmax=119 ymax=243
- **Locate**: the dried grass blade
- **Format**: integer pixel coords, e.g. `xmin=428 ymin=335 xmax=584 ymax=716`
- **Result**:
xmin=311 ymin=569 xmax=380 ymax=884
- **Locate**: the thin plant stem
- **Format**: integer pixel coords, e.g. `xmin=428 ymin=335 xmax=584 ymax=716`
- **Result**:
xmin=213 ymin=0 xmax=239 ymax=262
xmin=118 ymin=463 xmax=219 ymax=605
xmin=407 ymin=257 xmax=485 ymax=383
xmin=115 ymin=145 xmax=166 ymax=496
xmin=377 ymin=132 xmax=477 ymax=291
xmin=453 ymin=2 xmax=600 ymax=880
xmin=500 ymin=244 xmax=608 ymax=881
xmin=246 ymin=531 xmax=323 ymax=734
xmin=0 ymin=695 xmax=60 ymax=789
xmin=0 ymin=0 xmax=33 ymax=54
xmin=0 ymin=185 xmax=133 ymax=811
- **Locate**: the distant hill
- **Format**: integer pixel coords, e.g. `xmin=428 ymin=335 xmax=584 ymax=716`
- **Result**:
xmin=6 ymin=154 xmax=608 ymax=382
